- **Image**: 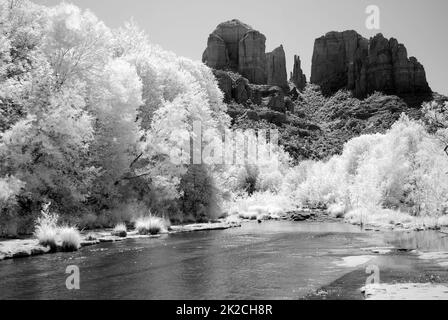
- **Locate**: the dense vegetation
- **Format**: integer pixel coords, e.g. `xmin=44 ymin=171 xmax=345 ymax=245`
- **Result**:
xmin=233 ymin=84 xmax=437 ymax=162
xmin=232 ymin=100 xmax=448 ymax=229
xmin=1 ymin=0 xmax=448 ymax=237
xmin=0 ymin=0 xmax=288 ymax=236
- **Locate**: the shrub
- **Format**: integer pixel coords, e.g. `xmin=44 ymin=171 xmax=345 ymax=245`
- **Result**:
xmin=135 ymin=216 xmax=167 ymax=235
xmin=111 ymin=223 xmax=127 ymax=237
xmin=293 ymin=115 xmax=448 ymax=224
xmin=85 ymin=232 xmax=97 ymax=241
xmin=35 ymin=202 xmax=59 ymax=229
xmin=59 ymin=226 xmax=81 ymax=252
xmin=437 ymin=215 xmax=448 ymax=227
xmin=225 ymin=191 xmax=293 ymax=221
xmin=327 ymin=203 xmax=346 ymax=218
xmin=34 ymin=203 xmax=59 ymax=251
xmin=256 ymin=171 xmax=284 ymax=193
xmin=179 ymin=164 xmax=220 ymax=222
xmin=35 ymin=223 xmax=58 ymax=251
xmin=344 ymin=207 xmax=413 ymax=227
xmin=78 ymin=213 xmax=98 ymax=229
xmin=238 ymin=211 xmax=259 ymax=220
xmin=225 ymin=215 xmax=241 ymax=224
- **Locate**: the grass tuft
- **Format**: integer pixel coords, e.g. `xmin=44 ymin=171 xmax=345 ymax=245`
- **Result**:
xmin=34 ymin=202 xmax=58 ymax=251
xmin=327 ymin=203 xmax=346 ymax=218
xmin=238 ymin=211 xmax=259 ymax=220
xmin=85 ymin=232 xmax=97 ymax=241
xmin=135 ymin=216 xmax=167 ymax=235
xmin=59 ymin=226 xmax=81 ymax=252
xmin=111 ymin=223 xmax=127 ymax=237
xmin=35 ymin=224 xmax=58 ymax=251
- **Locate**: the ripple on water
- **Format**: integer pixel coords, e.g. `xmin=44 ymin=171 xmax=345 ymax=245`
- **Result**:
xmin=2 ymin=221 xmax=448 ymax=299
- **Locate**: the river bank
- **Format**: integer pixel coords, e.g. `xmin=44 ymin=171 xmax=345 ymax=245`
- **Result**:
xmin=2 ymin=208 xmax=446 ymax=263
xmin=3 ymin=211 xmax=448 ymax=300
xmin=0 ymin=220 xmax=391 ymax=299
xmin=0 ymin=220 xmax=241 ymax=261
xmin=303 ymin=226 xmax=448 ymax=300
xmin=0 ymin=208 xmax=315 ymax=262
xmin=2 ymin=219 xmax=448 ymax=300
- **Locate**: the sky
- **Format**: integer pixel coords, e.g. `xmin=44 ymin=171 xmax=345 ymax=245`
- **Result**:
xmin=35 ymin=0 xmax=448 ymax=95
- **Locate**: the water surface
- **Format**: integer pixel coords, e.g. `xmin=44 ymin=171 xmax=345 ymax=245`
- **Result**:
xmin=1 ymin=221 xmax=448 ymax=299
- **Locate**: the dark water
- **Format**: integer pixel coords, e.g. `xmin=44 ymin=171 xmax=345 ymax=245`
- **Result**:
xmin=1 ymin=221 xmax=448 ymax=300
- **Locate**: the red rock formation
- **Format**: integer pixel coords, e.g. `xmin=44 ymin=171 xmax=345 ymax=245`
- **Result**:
xmin=202 ymin=19 xmax=252 ymax=71
xmin=212 ymin=70 xmax=288 ymax=117
xmin=311 ymin=30 xmax=368 ymax=95
xmin=266 ymin=45 xmax=288 ymax=90
xmin=203 ymin=19 xmax=287 ymax=87
xmin=363 ymin=34 xmax=431 ymax=96
xmin=238 ymin=30 xmax=267 ymax=84
xmin=290 ymin=55 xmax=307 ymax=90
xmin=310 ymin=31 xmax=431 ymax=99
xmin=202 ymin=34 xmax=228 ymax=70
xmin=213 ymin=70 xmax=233 ymax=102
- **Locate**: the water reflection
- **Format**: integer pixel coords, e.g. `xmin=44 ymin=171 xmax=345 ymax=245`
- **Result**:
xmin=1 ymin=221 xmax=448 ymax=299
xmin=384 ymin=231 xmax=448 ymax=251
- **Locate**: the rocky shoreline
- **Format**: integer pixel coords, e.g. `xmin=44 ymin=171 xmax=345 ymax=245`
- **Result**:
xmin=3 ymin=210 xmax=448 ymax=301
xmin=0 ymin=220 xmax=241 ymax=262
xmin=362 ymin=283 xmax=448 ymax=300
xmin=2 ymin=209 xmax=446 ymax=263
xmin=0 ymin=209 xmax=332 ymax=262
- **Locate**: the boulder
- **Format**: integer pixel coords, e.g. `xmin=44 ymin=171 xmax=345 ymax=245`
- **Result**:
xmin=246 ymin=84 xmax=265 ymax=105
xmin=257 ymin=109 xmax=287 ymax=125
xmin=111 ymin=230 xmax=127 ymax=238
xmin=262 ymin=87 xmax=285 ymax=112
xmin=212 ymin=70 xmax=287 ymax=113
xmin=246 ymin=110 xmax=260 ymax=121
xmin=289 ymin=211 xmax=312 ymax=221
xmin=246 ymin=85 xmax=286 ymax=112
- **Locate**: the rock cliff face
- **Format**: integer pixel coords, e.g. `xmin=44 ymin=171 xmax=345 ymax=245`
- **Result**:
xmin=311 ymin=30 xmax=368 ymax=95
xmin=202 ymin=19 xmax=252 ymax=71
xmin=310 ymin=31 xmax=431 ymax=98
xmin=203 ymin=33 xmax=228 ymax=70
xmin=290 ymin=55 xmax=307 ymax=90
xmin=203 ymin=20 xmax=293 ymax=126
xmin=238 ymin=30 xmax=267 ymax=84
xmin=204 ymin=23 xmax=442 ymax=162
xmin=213 ymin=70 xmax=290 ymax=125
xmin=213 ymin=70 xmax=287 ymax=108
xmin=365 ymin=34 xmax=430 ymax=97
xmin=266 ymin=45 xmax=288 ymax=90
xmin=203 ymin=19 xmax=287 ymax=87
